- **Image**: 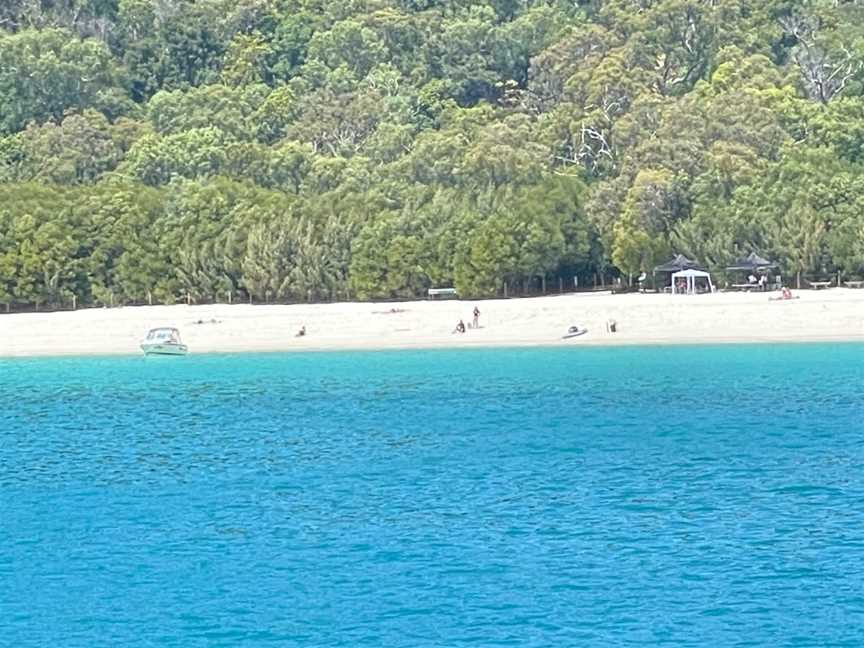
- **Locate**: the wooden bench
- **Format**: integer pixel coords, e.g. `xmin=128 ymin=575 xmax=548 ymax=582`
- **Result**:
xmin=427 ymin=288 xmax=458 ymax=299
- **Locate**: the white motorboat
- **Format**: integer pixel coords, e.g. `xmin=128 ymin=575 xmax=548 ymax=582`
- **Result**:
xmin=141 ymin=327 xmax=188 ymax=356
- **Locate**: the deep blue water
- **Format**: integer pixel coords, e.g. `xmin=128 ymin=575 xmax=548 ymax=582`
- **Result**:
xmin=2 ymin=344 xmax=864 ymax=646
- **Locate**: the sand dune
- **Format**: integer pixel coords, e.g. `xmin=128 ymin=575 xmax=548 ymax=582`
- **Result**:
xmin=1 ymin=289 xmax=863 ymax=357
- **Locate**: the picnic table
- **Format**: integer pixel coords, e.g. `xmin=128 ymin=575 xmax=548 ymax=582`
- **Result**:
xmin=809 ymin=281 xmax=832 ymax=290
xmin=844 ymin=280 xmax=864 ymax=289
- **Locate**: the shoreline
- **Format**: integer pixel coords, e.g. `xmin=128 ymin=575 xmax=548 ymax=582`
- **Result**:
xmin=3 ymin=334 xmax=864 ymax=360
xmin=2 ymin=290 xmax=863 ymax=358
xmin=281 ymin=334 xmax=864 ymax=354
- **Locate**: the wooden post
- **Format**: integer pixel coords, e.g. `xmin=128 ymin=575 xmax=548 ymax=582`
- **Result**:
xmin=228 ymin=291 xmax=232 ymax=305
xmin=797 ymin=272 xmax=801 ymax=289
xmin=503 ymin=281 xmax=508 ymax=298
xmin=72 ymin=294 xmax=77 ymax=310
xmin=186 ymin=292 xmax=191 ymax=306
xmin=541 ymin=276 xmax=546 ymax=294
xmin=109 ymin=293 xmax=113 ymax=308
xmin=148 ymin=291 xmax=152 ymax=306
xmin=559 ymin=277 xmax=563 ymax=294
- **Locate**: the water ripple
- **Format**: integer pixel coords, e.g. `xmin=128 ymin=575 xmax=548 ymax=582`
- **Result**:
xmin=1 ymin=344 xmax=863 ymax=646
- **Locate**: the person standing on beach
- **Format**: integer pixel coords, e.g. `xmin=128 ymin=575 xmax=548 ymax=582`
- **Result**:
xmin=472 ymin=306 xmax=480 ymax=328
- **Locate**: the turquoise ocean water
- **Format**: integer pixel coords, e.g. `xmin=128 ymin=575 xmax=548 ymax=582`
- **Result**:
xmin=2 ymin=344 xmax=863 ymax=646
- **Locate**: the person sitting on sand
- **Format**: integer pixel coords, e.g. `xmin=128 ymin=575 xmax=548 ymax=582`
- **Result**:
xmin=453 ymin=319 xmax=466 ymax=334
xmin=296 ymin=325 xmax=306 ymax=337
xmin=770 ymin=287 xmax=796 ymax=302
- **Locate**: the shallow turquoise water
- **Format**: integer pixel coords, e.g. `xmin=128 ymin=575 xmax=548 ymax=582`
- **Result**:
xmin=2 ymin=344 xmax=863 ymax=646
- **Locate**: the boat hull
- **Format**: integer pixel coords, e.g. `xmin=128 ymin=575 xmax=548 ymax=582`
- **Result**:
xmin=141 ymin=343 xmax=188 ymax=356
xmin=561 ymin=329 xmax=587 ymax=339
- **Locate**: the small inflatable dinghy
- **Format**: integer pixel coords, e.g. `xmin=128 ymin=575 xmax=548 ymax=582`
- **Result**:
xmin=562 ymin=326 xmax=587 ymax=340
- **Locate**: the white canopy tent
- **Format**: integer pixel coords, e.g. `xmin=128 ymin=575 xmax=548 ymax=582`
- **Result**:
xmin=671 ymin=269 xmax=714 ymax=295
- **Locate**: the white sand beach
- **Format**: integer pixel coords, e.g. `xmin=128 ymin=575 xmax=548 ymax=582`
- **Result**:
xmin=1 ymin=289 xmax=863 ymax=357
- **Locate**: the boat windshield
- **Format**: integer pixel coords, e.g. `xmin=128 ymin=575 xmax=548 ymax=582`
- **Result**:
xmin=146 ymin=328 xmax=181 ymax=343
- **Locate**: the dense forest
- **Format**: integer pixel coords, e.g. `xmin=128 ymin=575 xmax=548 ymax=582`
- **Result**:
xmin=1 ymin=0 xmax=864 ymax=308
